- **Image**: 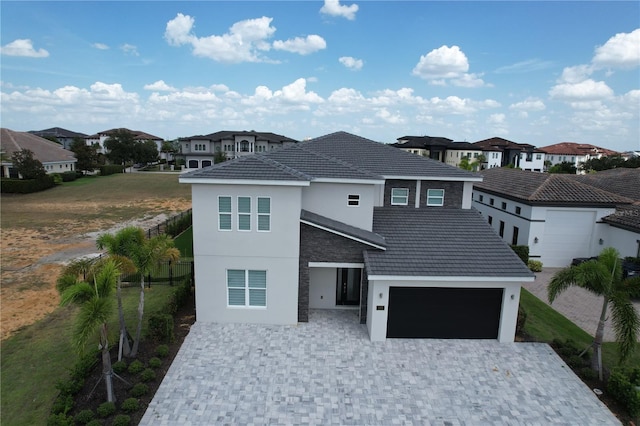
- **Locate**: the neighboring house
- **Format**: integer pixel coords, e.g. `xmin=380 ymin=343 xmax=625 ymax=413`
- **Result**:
xmin=472 ymin=168 xmax=634 ymax=267
xmin=180 ymin=131 xmax=533 ymax=342
xmin=391 ymin=135 xmax=454 ymax=162
xmin=85 ymin=128 xmax=164 ymax=156
xmin=540 ymin=142 xmax=618 ymax=174
xmin=444 ymin=142 xmax=484 ymax=168
xmin=178 ymin=131 xmax=298 ymax=170
xmin=1 ymin=128 xmax=77 ymax=177
xmin=29 ymin=127 xmax=88 ymax=150
xmin=472 ymin=137 xmax=545 ymax=171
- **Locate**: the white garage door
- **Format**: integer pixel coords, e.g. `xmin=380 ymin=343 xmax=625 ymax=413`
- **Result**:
xmin=542 ymin=210 xmax=595 ymax=267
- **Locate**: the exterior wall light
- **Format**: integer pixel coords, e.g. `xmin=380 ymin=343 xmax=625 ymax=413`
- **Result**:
xmin=599 ymin=238 xmax=604 ymax=245
xmin=534 ymin=237 xmax=539 ymax=244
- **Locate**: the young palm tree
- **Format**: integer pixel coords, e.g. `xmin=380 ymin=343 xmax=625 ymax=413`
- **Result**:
xmin=96 ymin=227 xmax=143 ymax=359
xmin=128 ymin=233 xmax=180 ymax=357
xmin=60 ymin=260 xmax=120 ymax=402
xmin=548 ymin=247 xmax=640 ymax=380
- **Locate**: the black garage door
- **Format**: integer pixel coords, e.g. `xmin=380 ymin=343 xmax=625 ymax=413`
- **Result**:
xmin=386 ymin=287 xmax=503 ymax=339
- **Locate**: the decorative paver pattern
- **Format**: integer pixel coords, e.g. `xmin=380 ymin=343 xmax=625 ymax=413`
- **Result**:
xmin=141 ymin=310 xmax=620 ymax=425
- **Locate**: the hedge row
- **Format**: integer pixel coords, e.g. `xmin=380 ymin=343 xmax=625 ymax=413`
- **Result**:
xmin=99 ymin=165 xmax=125 ymax=176
xmin=1 ymin=176 xmax=55 ymax=193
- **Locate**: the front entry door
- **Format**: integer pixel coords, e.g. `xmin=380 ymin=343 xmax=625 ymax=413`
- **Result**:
xmin=336 ymin=268 xmax=361 ymax=306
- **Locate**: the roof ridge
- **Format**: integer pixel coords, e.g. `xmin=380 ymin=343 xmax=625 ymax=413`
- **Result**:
xmin=295 ymin=144 xmax=381 ymax=179
xmin=254 ymin=153 xmax=313 ymax=181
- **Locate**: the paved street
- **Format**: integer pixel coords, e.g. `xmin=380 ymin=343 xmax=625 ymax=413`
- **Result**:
xmin=523 ymin=268 xmax=640 ymax=342
xmin=142 ymin=310 xmax=619 ymax=425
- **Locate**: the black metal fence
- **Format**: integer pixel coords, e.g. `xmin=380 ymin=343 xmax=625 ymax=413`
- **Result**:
xmin=145 ymin=208 xmax=192 ymax=239
xmin=120 ymin=259 xmax=194 ymax=288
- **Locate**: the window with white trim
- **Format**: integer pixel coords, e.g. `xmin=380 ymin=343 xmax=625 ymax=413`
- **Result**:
xmin=257 ymin=197 xmax=271 ymax=231
xmin=218 ymin=196 xmax=232 ymax=230
xmin=238 ymin=197 xmax=251 ymax=231
xmin=426 ymin=189 xmax=444 ymax=206
xmin=227 ymin=270 xmax=266 ymax=307
xmin=391 ymin=188 xmax=409 ymax=205
xmin=347 ymin=194 xmax=360 ymax=206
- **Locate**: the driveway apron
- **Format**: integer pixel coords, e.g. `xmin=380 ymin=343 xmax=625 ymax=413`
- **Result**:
xmin=141 ymin=310 xmax=619 ymax=425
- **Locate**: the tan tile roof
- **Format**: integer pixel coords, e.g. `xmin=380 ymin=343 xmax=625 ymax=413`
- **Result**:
xmin=602 ymin=205 xmax=640 ymax=232
xmin=571 ymin=168 xmax=640 ymax=203
xmin=1 ymin=128 xmax=77 ymax=163
xmin=539 ymin=142 xmax=618 ymax=156
xmin=475 ymin=167 xmax=633 ymax=205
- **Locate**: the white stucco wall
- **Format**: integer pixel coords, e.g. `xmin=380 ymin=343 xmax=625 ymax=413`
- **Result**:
xmin=367 ymin=279 xmax=523 ymax=343
xmin=602 ymin=225 xmax=640 ymax=259
xmin=301 ymin=182 xmax=375 ymax=231
xmin=191 ymin=183 xmax=303 ymax=325
xmin=309 ymin=268 xmax=337 ymax=309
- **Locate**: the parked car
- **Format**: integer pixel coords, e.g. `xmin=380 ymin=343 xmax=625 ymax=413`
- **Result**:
xmin=570 ymin=256 xmax=640 ymax=278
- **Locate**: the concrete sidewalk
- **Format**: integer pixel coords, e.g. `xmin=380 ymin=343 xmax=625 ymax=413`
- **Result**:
xmin=523 ymin=267 xmax=640 ymax=342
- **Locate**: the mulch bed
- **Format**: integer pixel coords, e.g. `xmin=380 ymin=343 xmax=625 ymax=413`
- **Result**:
xmin=67 ymin=291 xmax=195 ymax=425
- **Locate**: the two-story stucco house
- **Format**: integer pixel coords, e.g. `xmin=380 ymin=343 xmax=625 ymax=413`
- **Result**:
xmin=180 ymin=132 xmax=533 ymax=342
xmin=179 ymin=131 xmax=298 ymax=170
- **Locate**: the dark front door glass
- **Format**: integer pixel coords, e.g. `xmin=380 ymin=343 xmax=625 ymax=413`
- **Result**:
xmin=336 ymin=268 xmax=361 ymax=306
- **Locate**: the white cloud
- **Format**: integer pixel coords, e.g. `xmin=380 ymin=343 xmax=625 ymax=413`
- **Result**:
xmin=338 ymin=56 xmax=363 ymax=71
xmin=494 ymin=59 xmax=554 ymax=74
xmin=164 ymin=13 xmax=196 ymax=46
xmin=273 ymin=35 xmax=326 ymax=55
xmin=144 ymin=80 xmax=177 ymax=92
xmin=376 ymin=108 xmax=405 ymax=124
xmin=412 ymin=45 xmax=486 ymax=87
xmin=121 ymin=44 xmax=139 ymax=56
xmin=592 ymin=28 xmax=640 ymax=69
xmin=509 ymin=97 xmax=546 ymax=112
xmin=558 ymin=64 xmax=593 ymax=84
xmin=549 ymin=79 xmax=614 ymax=101
xmin=320 ymin=0 xmax=359 ymax=20
xmin=413 ymin=45 xmax=469 ymax=79
xmin=488 ymin=113 xmax=505 ymax=124
xmin=0 ymin=39 xmax=49 ymax=58
xmin=92 ymin=43 xmax=109 ymax=50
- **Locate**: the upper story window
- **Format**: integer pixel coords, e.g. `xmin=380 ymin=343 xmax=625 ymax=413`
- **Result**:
xmin=238 ymin=197 xmax=251 ymax=231
xmin=257 ymin=197 xmax=271 ymax=232
xmin=515 ymin=206 xmax=522 ymax=215
xmin=227 ymin=269 xmax=266 ymax=307
xmin=489 ymin=198 xmax=495 ymax=206
xmin=240 ymin=141 xmax=250 ymax=152
xmin=479 ymin=194 xmax=484 ymax=202
xmin=426 ymin=189 xmax=444 ymax=206
xmin=347 ymin=194 xmax=360 ymax=207
xmin=391 ymin=188 xmax=409 ymax=206
xmin=501 ymin=202 xmax=507 ymax=210
xmin=219 ymin=196 xmax=232 ymax=231
xmin=536 ymin=154 xmax=542 ymax=160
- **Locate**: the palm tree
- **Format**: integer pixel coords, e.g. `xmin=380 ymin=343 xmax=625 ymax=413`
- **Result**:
xmin=60 ymin=259 xmax=120 ymax=402
xmin=548 ymin=247 xmax=640 ymax=380
xmin=128 ymin=233 xmax=180 ymax=357
xmin=96 ymin=227 xmax=143 ymax=359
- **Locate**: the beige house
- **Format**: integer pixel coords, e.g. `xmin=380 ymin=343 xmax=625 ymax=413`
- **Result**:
xmin=1 ymin=128 xmax=77 ymax=178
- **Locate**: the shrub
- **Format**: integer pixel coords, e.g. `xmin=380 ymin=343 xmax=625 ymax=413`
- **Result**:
xmin=528 ymin=260 xmax=543 ymax=272
xmin=127 ymin=359 xmax=144 ymax=374
xmin=156 ymin=344 xmax=169 ymax=358
xmin=0 ymin=176 xmax=55 ymax=193
xmin=130 ymin=383 xmax=149 ymax=398
xmin=608 ymin=369 xmax=640 ymax=418
xmin=120 ymin=397 xmax=140 ymax=413
xmin=55 ymin=378 xmax=83 ymax=396
xmin=148 ymin=313 xmax=174 ymax=343
xmin=112 ymin=360 xmax=127 ymax=374
xmin=579 ymin=367 xmax=597 ymax=381
xmin=96 ymin=401 xmax=116 ymax=418
xmin=47 ymin=413 xmax=74 ymax=426
xmin=99 ymin=165 xmax=124 ymax=176
xmin=112 ymin=414 xmax=131 ymax=426
xmin=51 ymin=394 xmax=74 ymax=415
xmin=74 ymin=409 xmax=95 ymax=424
xmin=86 ymin=420 xmax=103 ymax=426
xmin=148 ymin=357 xmax=162 ymax=369
xmin=516 ymin=305 xmax=527 ymax=336
xmin=140 ymin=368 xmax=156 ymax=382
xmin=61 ymin=171 xmax=77 ymax=182
xmin=52 ymin=173 xmax=63 ymax=185
xmin=70 ymin=352 xmax=98 ymax=381
xmin=510 ymin=245 xmax=529 ymax=264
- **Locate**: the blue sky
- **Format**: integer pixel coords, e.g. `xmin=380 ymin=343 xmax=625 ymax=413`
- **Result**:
xmin=1 ymin=1 xmax=639 ymax=152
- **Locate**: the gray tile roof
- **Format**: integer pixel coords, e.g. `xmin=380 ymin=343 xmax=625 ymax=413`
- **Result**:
xmin=182 ymin=130 xmax=298 ymax=143
xmin=300 ymin=210 xmax=386 ymax=248
xmin=365 ymin=207 xmax=534 ymax=278
xmin=602 ymin=205 xmax=640 ymax=233
xmin=29 ymin=127 xmax=88 ymax=139
xmin=571 ymin=168 xmax=640 ymax=203
xmin=181 ymin=154 xmax=310 ymax=181
xmin=475 ymin=167 xmax=634 ymax=206
xmin=1 ymin=128 xmax=77 ymax=164
xmin=299 ymin=132 xmax=480 ymax=180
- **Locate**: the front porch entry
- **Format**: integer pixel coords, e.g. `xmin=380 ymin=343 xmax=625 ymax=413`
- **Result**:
xmin=308 ymin=263 xmax=364 ymax=321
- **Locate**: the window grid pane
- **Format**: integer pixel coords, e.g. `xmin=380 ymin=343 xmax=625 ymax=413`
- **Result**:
xmin=258 ymin=215 xmax=270 ymax=231
xmin=257 ymin=198 xmax=270 ymax=214
xmin=248 ymin=270 xmax=266 ymax=288
xmin=228 ymin=288 xmax=245 ymax=305
xmin=227 ymin=270 xmax=245 ymax=287
xmin=239 ymin=214 xmax=251 ymax=230
xmin=391 ymin=188 xmax=408 ymax=205
xmin=427 ymin=189 xmax=444 ymax=206
xmin=249 ymin=289 xmax=266 ymax=306
xmin=219 ymin=197 xmax=231 ymax=213
xmin=219 ymin=214 xmax=232 ymax=230
xmin=238 ymin=197 xmax=251 ymax=213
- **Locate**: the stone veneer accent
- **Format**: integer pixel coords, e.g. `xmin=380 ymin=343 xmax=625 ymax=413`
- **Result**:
xmin=298 ymin=223 xmax=380 ymax=323
xmin=384 ymin=179 xmax=464 ymax=209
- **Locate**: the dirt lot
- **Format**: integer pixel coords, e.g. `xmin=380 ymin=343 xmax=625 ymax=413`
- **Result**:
xmin=1 ymin=181 xmax=191 ymax=340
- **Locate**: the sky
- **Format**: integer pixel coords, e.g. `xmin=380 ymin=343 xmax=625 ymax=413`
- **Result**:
xmin=1 ymin=1 xmax=639 ymax=152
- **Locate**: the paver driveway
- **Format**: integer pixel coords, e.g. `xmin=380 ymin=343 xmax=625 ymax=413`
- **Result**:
xmin=141 ymin=310 xmax=619 ymax=425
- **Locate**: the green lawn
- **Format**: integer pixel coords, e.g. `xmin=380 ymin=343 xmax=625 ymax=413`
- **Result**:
xmin=1 ymin=285 xmax=176 ymax=426
xmin=520 ymin=288 xmax=640 ymax=368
